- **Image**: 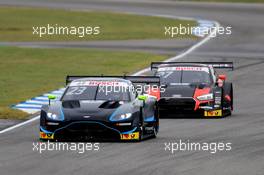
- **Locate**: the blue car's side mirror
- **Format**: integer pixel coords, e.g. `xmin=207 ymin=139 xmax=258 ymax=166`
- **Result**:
xmin=48 ymin=95 xmax=56 ymax=105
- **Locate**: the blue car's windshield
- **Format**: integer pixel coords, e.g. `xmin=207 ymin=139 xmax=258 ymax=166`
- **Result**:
xmin=62 ymin=81 xmax=130 ymax=101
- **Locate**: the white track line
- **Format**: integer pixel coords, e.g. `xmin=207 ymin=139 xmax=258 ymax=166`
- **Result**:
xmin=133 ymin=18 xmax=220 ymax=75
xmin=0 ymin=16 xmax=220 ymax=135
xmin=0 ymin=116 xmax=40 ymax=134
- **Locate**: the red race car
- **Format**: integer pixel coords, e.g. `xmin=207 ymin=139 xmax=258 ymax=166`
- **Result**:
xmin=151 ymin=62 xmax=234 ymax=118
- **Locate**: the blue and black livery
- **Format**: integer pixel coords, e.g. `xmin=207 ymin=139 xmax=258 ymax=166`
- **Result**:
xmin=39 ymin=75 xmax=160 ymax=141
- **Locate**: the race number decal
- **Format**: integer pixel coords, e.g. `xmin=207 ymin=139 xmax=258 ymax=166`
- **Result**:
xmin=66 ymin=87 xmax=87 ymax=95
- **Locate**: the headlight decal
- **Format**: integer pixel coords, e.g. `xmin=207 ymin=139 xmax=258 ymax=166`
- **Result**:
xmin=47 ymin=113 xmax=57 ymax=119
xmin=109 ymin=112 xmax=133 ymax=121
xmin=193 ymin=87 xmax=212 ymax=100
xmin=109 ymin=105 xmax=133 ymax=122
xmin=193 ymin=87 xmax=212 ymax=111
xmin=46 ymin=107 xmax=64 ymax=121
xmin=120 ymin=113 xmax=132 ymax=120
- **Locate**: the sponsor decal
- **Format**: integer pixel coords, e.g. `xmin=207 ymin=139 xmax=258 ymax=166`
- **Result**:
xmin=70 ymin=81 xmax=129 ymax=87
xmin=40 ymin=132 xmax=54 ymax=139
xmin=120 ymin=132 xmax=139 ymax=140
xmin=204 ymin=110 xmax=222 ymax=117
xmin=158 ymin=66 xmax=209 ymax=73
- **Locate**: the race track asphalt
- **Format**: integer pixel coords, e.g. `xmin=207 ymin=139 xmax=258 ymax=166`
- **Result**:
xmin=0 ymin=39 xmax=196 ymax=55
xmin=0 ymin=1 xmax=264 ymax=175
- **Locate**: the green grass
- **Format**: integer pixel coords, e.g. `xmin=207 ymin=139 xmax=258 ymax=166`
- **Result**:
xmin=0 ymin=46 xmax=168 ymax=119
xmin=0 ymin=6 xmax=196 ymax=41
xmin=0 ymin=7 xmax=194 ymax=119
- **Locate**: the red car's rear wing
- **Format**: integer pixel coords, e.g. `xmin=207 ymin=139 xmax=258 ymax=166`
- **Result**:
xmin=151 ymin=62 xmax=234 ymax=71
xmin=66 ymin=75 xmax=160 ymax=85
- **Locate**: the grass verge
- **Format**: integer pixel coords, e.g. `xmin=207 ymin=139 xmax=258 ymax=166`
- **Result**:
xmin=0 ymin=46 xmax=168 ymax=119
xmin=0 ymin=6 xmax=196 ymax=41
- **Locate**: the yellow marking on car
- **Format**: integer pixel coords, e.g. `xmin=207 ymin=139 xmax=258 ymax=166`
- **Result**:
xmin=39 ymin=132 xmax=54 ymax=139
xmin=204 ymin=110 xmax=222 ymax=117
xmin=120 ymin=132 xmax=139 ymax=140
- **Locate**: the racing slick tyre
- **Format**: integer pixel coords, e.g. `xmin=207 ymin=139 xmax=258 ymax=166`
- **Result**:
xmin=152 ymin=105 xmax=159 ymax=138
xmin=138 ymin=128 xmax=144 ymax=141
xmin=152 ymin=126 xmax=158 ymax=138
xmin=222 ymin=82 xmax=233 ymax=116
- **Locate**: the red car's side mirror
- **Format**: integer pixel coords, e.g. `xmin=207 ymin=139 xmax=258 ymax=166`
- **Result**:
xmin=218 ymin=74 xmax=226 ymax=81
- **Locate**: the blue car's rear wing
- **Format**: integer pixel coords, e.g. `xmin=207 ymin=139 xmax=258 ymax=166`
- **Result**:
xmin=66 ymin=75 xmax=160 ymax=85
xmin=151 ymin=62 xmax=234 ymax=71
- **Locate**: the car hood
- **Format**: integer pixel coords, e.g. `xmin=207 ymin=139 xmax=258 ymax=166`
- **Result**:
xmin=161 ymin=84 xmax=211 ymax=98
xmin=48 ymin=100 xmax=131 ymax=122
